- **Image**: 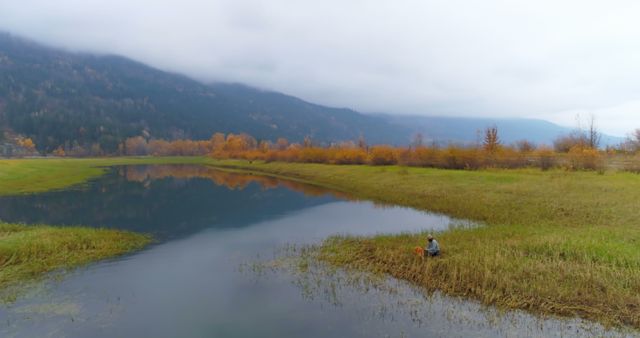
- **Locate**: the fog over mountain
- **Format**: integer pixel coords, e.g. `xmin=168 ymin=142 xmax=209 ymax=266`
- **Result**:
xmin=1 ymin=1 xmax=640 ymax=136
xmin=0 ymin=33 xmax=413 ymax=152
xmin=0 ymin=34 xmax=625 ymax=154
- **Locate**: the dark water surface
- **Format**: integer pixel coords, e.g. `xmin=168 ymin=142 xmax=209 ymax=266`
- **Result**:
xmin=0 ymin=165 xmax=628 ymax=337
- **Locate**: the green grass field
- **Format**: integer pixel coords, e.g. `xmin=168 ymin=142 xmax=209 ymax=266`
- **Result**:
xmin=2 ymin=157 xmax=640 ymax=328
xmin=0 ymin=156 xmax=206 ymax=196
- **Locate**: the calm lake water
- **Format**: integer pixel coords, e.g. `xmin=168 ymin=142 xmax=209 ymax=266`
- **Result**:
xmin=0 ymin=165 xmax=630 ymax=337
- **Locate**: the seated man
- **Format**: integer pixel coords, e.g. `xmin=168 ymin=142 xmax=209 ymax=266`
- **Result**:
xmin=424 ymin=234 xmax=440 ymax=257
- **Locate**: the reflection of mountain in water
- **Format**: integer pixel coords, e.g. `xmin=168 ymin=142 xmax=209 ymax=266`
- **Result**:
xmin=120 ymin=164 xmax=352 ymax=200
xmin=0 ymin=165 xmax=339 ymax=240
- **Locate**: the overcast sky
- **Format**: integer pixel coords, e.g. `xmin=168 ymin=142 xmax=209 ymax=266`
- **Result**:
xmin=1 ymin=0 xmax=639 ymax=136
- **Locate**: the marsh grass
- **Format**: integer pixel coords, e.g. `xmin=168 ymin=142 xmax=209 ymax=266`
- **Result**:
xmin=242 ymin=243 xmax=631 ymax=337
xmin=318 ymin=229 xmax=640 ymax=328
xmin=0 ymin=222 xmax=150 ymax=300
xmin=206 ymin=160 xmax=640 ymax=329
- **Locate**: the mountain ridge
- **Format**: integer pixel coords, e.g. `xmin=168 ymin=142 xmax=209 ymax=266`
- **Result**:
xmin=0 ymin=33 xmax=410 ymax=153
xmin=0 ymin=32 xmax=623 ymax=154
xmin=378 ymin=114 xmax=624 ymax=146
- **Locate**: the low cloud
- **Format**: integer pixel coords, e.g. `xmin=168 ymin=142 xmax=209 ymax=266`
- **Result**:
xmin=1 ymin=0 xmax=640 ymax=136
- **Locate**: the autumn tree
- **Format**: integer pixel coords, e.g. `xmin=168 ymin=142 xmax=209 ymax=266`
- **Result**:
xmin=90 ymin=143 xmax=103 ymax=156
xmin=258 ymin=140 xmax=271 ymax=152
xmin=18 ymin=138 xmax=36 ymax=154
xmin=275 ymin=138 xmax=289 ymax=151
xmin=224 ymin=133 xmax=256 ymax=155
xmin=210 ymin=133 xmax=226 ymax=152
xmin=53 ymin=146 xmax=66 ymax=157
xmin=169 ymin=140 xmax=190 ymax=155
xmin=148 ymin=139 xmax=171 ymax=156
xmin=124 ymin=136 xmax=149 ymax=155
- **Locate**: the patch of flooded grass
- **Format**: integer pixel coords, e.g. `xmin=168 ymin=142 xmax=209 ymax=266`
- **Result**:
xmin=13 ymin=302 xmax=81 ymax=317
xmin=242 ymin=244 xmax=633 ymax=337
xmin=0 ymin=222 xmax=151 ymax=299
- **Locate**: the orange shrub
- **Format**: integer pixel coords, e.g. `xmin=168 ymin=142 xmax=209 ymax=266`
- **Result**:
xmin=413 ymin=147 xmax=444 ymax=167
xmin=279 ymin=145 xmax=302 ymax=162
xmin=443 ymin=146 xmax=481 ymax=170
xmin=116 ymin=131 xmax=595 ymax=172
xmin=240 ymin=150 xmax=266 ymax=161
xmin=368 ymin=146 xmax=397 ymax=165
xmin=491 ymin=147 xmax=528 ymax=169
xmin=567 ymin=146 xmax=604 ymax=171
xmin=298 ymin=147 xmax=329 ymax=163
xmin=332 ymin=148 xmax=368 ymax=164
xmin=534 ymin=146 xmax=557 ymax=171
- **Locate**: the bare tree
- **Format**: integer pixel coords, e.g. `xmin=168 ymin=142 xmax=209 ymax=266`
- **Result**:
xmin=412 ymin=132 xmax=424 ymax=148
xmin=357 ymin=134 xmax=367 ymax=150
xmin=303 ymin=136 xmax=313 ymax=148
xmin=587 ymin=114 xmax=601 ymax=149
xmin=515 ymin=139 xmax=536 ymax=153
xmin=483 ymin=125 xmax=500 ymax=153
xmin=624 ymin=129 xmax=640 ymax=153
xmin=553 ymin=131 xmax=587 ymax=152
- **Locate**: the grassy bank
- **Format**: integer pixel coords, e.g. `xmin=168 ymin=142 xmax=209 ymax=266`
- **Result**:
xmin=0 ymin=156 xmax=206 ymax=196
xmin=204 ymin=160 xmax=640 ymax=329
xmin=0 ymin=221 xmax=150 ymax=298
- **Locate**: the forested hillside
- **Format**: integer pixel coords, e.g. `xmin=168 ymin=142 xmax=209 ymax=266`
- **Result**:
xmin=0 ymin=33 xmax=409 ymax=154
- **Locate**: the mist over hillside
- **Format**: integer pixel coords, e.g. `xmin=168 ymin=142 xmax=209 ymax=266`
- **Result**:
xmin=0 ymin=33 xmax=408 ymax=153
xmin=0 ymin=33 xmax=622 ymax=154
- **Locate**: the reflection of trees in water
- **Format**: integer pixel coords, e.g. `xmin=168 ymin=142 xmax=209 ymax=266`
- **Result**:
xmin=0 ymin=165 xmax=337 ymax=240
xmin=242 ymin=247 xmax=623 ymax=338
xmin=119 ymin=164 xmax=354 ymax=200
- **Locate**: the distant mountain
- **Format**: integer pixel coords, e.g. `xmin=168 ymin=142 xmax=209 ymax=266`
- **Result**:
xmin=0 ymin=33 xmax=409 ymax=153
xmin=379 ymin=115 xmax=624 ymax=146
xmin=0 ymin=33 xmax=624 ymax=154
